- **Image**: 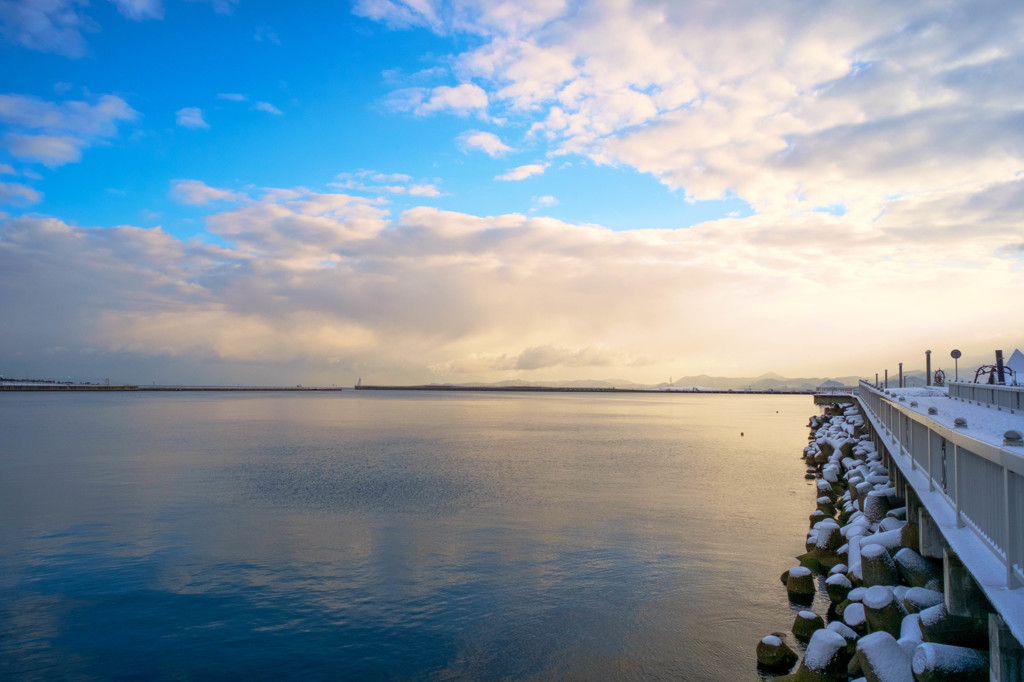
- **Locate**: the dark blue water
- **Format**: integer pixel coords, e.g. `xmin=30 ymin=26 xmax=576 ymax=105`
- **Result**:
xmin=0 ymin=391 xmax=821 ymax=680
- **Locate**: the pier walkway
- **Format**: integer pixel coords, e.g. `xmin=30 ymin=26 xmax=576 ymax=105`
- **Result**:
xmin=827 ymin=380 xmax=1024 ymax=674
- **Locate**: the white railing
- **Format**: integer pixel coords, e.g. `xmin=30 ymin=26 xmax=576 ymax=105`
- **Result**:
xmin=948 ymin=381 xmax=1024 ymax=413
xmin=814 ymin=386 xmax=857 ymax=394
xmin=857 ymin=381 xmax=1024 ymax=589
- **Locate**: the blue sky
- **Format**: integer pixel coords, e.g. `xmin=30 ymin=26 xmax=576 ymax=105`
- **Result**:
xmin=0 ymin=0 xmax=1022 ymax=385
xmin=1 ymin=1 xmax=751 ymax=235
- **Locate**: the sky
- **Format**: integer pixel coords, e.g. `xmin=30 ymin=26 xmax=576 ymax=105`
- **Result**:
xmin=0 ymin=0 xmax=1022 ymax=386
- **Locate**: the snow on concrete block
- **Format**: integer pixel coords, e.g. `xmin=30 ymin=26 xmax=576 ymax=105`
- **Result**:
xmin=825 ymin=573 xmax=853 ymax=604
xmin=799 ymin=628 xmax=850 ymax=677
xmin=864 ymin=585 xmax=902 ymax=637
xmin=902 ymin=587 xmax=944 ymax=614
xmin=911 ymin=642 xmax=989 ymax=682
xmin=893 ymin=548 xmax=941 ymax=591
xmin=793 ymin=610 xmax=825 ymax=642
xmin=847 ymin=587 xmax=867 ymax=603
xmin=861 ymin=543 xmax=900 ymax=587
xmin=862 ymin=528 xmax=904 ymax=556
xmin=851 ymin=631 xmax=913 ymax=682
xmin=756 ymin=633 xmax=798 ymax=671
xmin=878 ymin=517 xmax=905 ymax=533
xmin=844 ymin=602 xmax=867 ymax=634
xmin=917 ymin=604 xmax=989 ymax=650
xmin=787 ymin=565 xmax=816 ymax=598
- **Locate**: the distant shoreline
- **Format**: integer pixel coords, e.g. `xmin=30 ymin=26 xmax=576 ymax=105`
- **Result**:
xmin=1 ymin=384 xmax=817 ymax=395
xmin=354 ymin=385 xmax=811 ymax=395
xmin=0 ymin=386 xmax=344 ymax=392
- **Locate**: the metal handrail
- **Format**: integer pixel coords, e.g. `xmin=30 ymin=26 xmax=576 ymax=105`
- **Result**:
xmin=856 ymin=380 xmax=1024 ymax=589
xmin=947 ymin=381 xmax=1024 ymax=413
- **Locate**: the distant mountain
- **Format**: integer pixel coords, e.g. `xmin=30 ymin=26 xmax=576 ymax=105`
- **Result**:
xmin=666 ymin=374 xmax=868 ymax=391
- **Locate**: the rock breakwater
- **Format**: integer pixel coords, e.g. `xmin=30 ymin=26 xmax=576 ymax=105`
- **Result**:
xmin=756 ymin=401 xmax=992 ymax=681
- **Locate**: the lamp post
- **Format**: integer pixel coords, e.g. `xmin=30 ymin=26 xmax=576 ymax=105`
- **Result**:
xmin=899 ymin=362 xmax=903 ymax=388
xmin=951 ymin=349 xmax=961 ymax=382
xmin=926 ymin=350 xmax=932 ymax=386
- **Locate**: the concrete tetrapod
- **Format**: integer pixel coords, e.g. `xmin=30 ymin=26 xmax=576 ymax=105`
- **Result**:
xmin=793 ymin=610 xmax=825 ymax=642
xmin=848 ymin=631 xmax=913 ymax=682
xmin=892 ymin=548 xmax=942 ymax=591
xmin=911 ymin=642 xmax=989 ymax=682
xmin=786 ymin=565 xmax=816 ymax=603
xmin=860 ymin=543 xmax=900 ymax=588
xmin=756 ymin=633 xmax=798 ymax=672
xmin=862 ymin=586 xmax=902 ymax=638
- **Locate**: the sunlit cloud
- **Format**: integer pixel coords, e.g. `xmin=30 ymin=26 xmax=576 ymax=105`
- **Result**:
xmin=496 ymin=163 xmax=546 ymax=181
xmin=530 ymin=194 xmax=558 ymax=210
xmin=331 ymin=170 xmax=442 ymax=198
xmin=385 ymin=83 xmax=489 ymax=116
xmin=458 ymin=130 xmax=514 ymax=157
xmin=2 ymin=184 xmax=1021 ymax=383
xmin=169 ymin=179 xmax=245 ymax=205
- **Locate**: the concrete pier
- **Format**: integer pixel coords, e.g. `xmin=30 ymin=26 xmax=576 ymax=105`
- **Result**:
xmin=831 ymin=382 xmax=1024 ymax=681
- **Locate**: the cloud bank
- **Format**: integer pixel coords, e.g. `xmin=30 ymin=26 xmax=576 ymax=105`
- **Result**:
xmin=2 ymin=181 xmax=1021 ymax=384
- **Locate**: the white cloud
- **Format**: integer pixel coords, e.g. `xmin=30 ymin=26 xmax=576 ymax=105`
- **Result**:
xmin=0 ymin=0 xmax=94 ymax=57
xmin=175 ymin=107 xmax=209 ymax=129
xmin=0 ymin=181 xmax=42 ymax=205
xmin=458 ymin=130 xmax=514 ymax=157
xmin=217 ymin=93 xmax=247 ymax=101
xmin=352 ymin=0 xmax=442 ymax=31
xmin=5 ymin=133 xmax=84 ymax=166
xmin=386 ymin=83 xmax=489 ymax=116
xmin=4 ymin=185 xmax=1023 ymax=383
xmin=422 ymin=83 xmax=488 ymax=115
xmin=169 ymin=179 xmax=244 ymax=205
xmin=531 ymin=195 xmax=558 ymax=209
xmin=183 ymin=0 xmax=237 ymax=15
xmin=109 ymin=0 xmax=163 ymax=21
xmin=408 ymin=184 xmax=441 ymax=197
xmin=253 ymin=101 xmax=283 ymax=115
xmin=331 ymin=170 xmax=442 ymax=198
xmin=0 ymin=93 xmax=138 ymax=136
xmin=363 ymin=0 xmax=1024 ymax=225
xmin=496 ymin=163 xmax=546 ymax=181
xmin=0 ymin=163 xmax=15 ymax=174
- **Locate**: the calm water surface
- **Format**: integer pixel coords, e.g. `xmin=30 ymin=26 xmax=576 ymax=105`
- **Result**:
xmin=0 ymin=391 xmax=824 ymax=680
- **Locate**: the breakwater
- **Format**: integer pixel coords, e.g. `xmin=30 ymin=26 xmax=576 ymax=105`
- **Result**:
xmin=0 ymin=385 xmax=344 ymax=391
xmin=757 ymin=399 xmax=1019 ymax=680
xmin=354 ymin=384 xmax=809 ymax=394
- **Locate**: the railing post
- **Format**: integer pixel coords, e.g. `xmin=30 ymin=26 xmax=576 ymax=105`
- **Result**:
xmin=927 ymin=430 xmax=935 ymax=491
xmin=1007 ymin=468 xmax=1021 ymax=589
xmin=913 ymin=417 xmax=921 ymax=471
xmin=954 ymin=444 xmax=965 ymax=528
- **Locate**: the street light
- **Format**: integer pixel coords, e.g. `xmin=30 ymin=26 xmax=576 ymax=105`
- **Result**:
xmin=951 ymin=349 xmax=961 ymax=382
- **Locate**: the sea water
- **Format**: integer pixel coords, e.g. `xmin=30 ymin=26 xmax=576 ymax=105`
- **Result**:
xmin=0 ymin=391 xmax=824 ymax=680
